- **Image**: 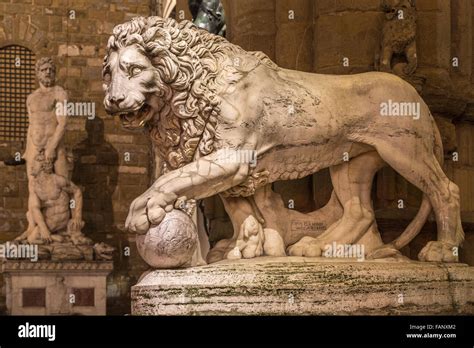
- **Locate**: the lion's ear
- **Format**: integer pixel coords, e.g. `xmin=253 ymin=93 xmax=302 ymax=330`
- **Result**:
xmin=144 ymin=27 xmax=171 ymax=53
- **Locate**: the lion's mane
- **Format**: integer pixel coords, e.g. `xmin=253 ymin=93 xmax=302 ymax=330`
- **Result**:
xmin=105 ymin=16 xmax=276 ymax=172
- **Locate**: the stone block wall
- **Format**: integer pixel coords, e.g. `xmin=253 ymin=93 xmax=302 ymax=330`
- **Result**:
xmin=0 ymin=0 xmax=153 ymax=315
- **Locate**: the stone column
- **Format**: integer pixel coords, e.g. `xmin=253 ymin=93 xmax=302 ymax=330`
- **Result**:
xmin=224 ymin=0 xmax=277 ymax=61
xmin=275 ymin=0 xmax=313 ymax=71
xmin=416 ymin=0 xmax=451 ymax=70
xmin=450 ymin=0 xmax=472 ymax=78
xmin=312 ymin=0 xmax=382 ymax=74
xmin=176 ymin=0 xmax=193 ymax=21
xmin=470 ymin=1 xmax=474 ymax=119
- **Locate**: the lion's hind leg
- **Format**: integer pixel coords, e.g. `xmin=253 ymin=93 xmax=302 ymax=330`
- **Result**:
xmin=365 ymin=136 xmax=464 ymax=262
xmin=287 ymin=151 xmax=386 ymax=258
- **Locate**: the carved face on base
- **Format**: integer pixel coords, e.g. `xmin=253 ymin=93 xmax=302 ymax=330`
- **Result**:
xmin=103 ymin=45 xmax=162 ymax=130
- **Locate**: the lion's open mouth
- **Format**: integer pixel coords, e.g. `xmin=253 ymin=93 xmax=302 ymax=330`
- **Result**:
xmin=116 ymin=104 xmax=153 ymax=130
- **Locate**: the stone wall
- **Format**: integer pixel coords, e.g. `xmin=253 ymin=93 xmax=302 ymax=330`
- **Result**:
xmin=0 ymin=0 xmax=152 ymax=314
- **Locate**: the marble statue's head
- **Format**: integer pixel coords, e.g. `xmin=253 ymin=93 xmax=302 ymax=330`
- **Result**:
xmin=36 ymin=57 xmax=56 ymax=88
xmin=103 ymin=17 xmax=228 ymax=131
xmin=32 ymin=152 xmax=53 ymax=176
xmin=103 ymin=16 xmax=265 ymax=169
xmin=103 ymin=16 xmax=176 ymax=131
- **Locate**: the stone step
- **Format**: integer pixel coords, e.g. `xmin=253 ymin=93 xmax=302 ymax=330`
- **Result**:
xmin=132 ymin=257 xmax=474 ymax=315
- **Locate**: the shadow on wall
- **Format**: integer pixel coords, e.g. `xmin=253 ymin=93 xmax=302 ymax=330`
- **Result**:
xmin=72 ymin=118 xmax=118 ymax=235
xmin=72 ymin=118 xmax=143 ymax=314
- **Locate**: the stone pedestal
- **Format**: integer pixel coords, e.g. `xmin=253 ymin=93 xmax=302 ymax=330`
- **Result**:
xmin=132 ymin=257 xmax=474 ymax=315
xmin=1 ymin=260 xmax=113 ymax=315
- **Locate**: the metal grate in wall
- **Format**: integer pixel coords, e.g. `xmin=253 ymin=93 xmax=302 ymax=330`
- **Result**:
xmin=0 ymin=45 xmax=36 ymax=141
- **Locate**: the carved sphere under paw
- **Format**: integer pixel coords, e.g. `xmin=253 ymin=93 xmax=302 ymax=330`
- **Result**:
xmin=136 ymin=209 xmax=198 ymax=268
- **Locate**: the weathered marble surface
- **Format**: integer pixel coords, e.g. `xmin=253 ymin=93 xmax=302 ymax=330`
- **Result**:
xmin=136 ymin=209 xmax=198 ymax=268
xmin=132 ymin=257 xmax=474 ymax=315
xmin=104 ymin=17 xmax=464 ymax=268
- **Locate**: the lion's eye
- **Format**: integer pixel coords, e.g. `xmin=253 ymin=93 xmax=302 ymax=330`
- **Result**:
xmin=130 ymin=66 xmax=143 ymax=77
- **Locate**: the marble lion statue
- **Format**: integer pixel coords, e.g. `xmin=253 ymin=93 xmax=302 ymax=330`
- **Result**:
xmin=103 ymin=17 xmax=464 ymax=264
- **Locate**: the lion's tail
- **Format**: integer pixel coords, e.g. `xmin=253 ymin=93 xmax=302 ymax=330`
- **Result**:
xmin=390 ymin=114 xmax=443 ymax=250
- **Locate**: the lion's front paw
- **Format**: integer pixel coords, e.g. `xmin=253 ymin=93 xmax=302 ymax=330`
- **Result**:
xmin=125 ymin=191 xmax=177 ymax=234
xmin=418 ymin=241 xmax=459 ymax=263
xmin=287 ymin=236 xmax=325 ymax=257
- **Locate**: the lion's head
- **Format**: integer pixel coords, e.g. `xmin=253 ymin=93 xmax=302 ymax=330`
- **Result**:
xmin=103 ymin=16 xmax=276 ymax=170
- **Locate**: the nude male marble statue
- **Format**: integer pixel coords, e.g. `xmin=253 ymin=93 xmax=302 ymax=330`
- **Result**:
xmin=20 ymin=57 xmax=69 ymax=239
xmin=24 ymin=57 xmax=68 ymax=178
xmin=16 ymin=153 xmax=86 ymax=245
